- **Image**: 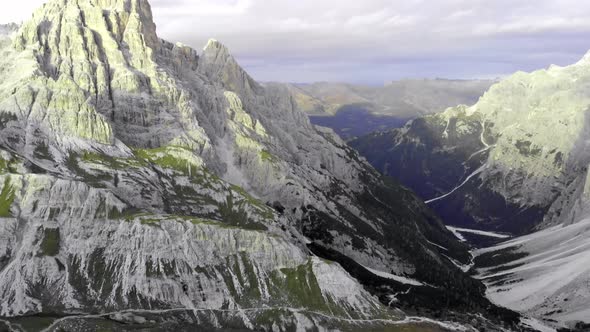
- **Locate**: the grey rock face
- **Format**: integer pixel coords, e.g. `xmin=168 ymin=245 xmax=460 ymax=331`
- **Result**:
xmin=0 ymin=0 xmax=510 ymax=330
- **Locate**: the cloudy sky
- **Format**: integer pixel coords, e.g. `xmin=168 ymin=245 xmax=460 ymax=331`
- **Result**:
xmin=2 ymin=0 xmax=590 ymax=84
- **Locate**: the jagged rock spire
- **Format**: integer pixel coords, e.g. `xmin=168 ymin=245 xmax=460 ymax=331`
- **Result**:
xmin=199 ymin=38 xmax=263 ymax=99
xmin=14 ymin=0 xmax=159 ymax=55
xmin=4 ymin=0 xmax=169 ymax=146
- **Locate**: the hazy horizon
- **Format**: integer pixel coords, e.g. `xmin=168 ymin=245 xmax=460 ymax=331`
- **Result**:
xmin=2 ymin=0 xmax=589 ymax=84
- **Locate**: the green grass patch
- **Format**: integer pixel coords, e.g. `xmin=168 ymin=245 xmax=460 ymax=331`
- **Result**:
xmin=134 ymin=146 xmax=199 ymax=175
xmin=0 ymin=155 xmax=20 ymax=174
xmin=119 ymin=212 xmax=265 ymax=232
xmin=66 ymin=152 xmax=113 ymax=186
xmin=40 ymin=228 xmax=60 ymax=256
xmin=218 ymin=194 xmax=268 ymax=231
xmin=278 ymin=261 xmax=326 ymax=310
xmin=107 ymin=207 xmax=140 ymax=220
xmin=179 ymin=215 xmax=264 ymax=231
xmin=139 ymin=217 xmax=163 ymax=225
xmin=267 ymin=259 xmax=345 ymax=315
xmin=133 ymin=146 xmax=225 ymax=188
xmin=6 ymin=316 xmax=56 ymax=331
xmin=259 ymin=150 xmax=277 ymax=163
xmin=0 ymin=178 xmax=16 ymax=217
xmin=133 ymin=146 xmax=276 ymax=228
xmin=0 ymin=158 xmax=8 ymax=173
xmin=230 ymin=185 xmax=275 ymax=220
xmin=82 ymin=151 xmax=146 ymax=169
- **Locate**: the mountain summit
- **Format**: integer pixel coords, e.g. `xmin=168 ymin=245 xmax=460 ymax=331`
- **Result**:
xmin=0 ymin=0 xmax=517 ymax=330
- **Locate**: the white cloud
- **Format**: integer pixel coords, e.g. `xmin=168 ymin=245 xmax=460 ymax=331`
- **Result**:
xmin=151 ymin=0 xmax=251 ymax=17
xmin=472 ymin=17 xmax=590 ymax=36
xmin=0 ymin=0 xmax=45 ymax=23
xmin=346 ymin=10 xmax=390 ymax=26
xmin=2 ymin=0 xmax=590 ymax=83
xmin=445 ymin=9 xmax=474 ymax=21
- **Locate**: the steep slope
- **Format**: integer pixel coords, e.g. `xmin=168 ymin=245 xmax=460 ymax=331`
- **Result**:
xmin=474 ymin=216 xmax=590 ymax=329
xmin=0 ymin=0 xmax=517 ymax=330
xmin=351 ymin=55 xmax=590 ymax=235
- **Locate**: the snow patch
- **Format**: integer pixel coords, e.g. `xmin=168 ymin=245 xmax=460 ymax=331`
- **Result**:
xmin=442 ymin=254 xmax=474 ymax=273
xmin=446 ymin=226 xmax=510 ymax=239
xmin=426 ymin=240 xmax=448 ymax=251
xmin=520 ymin=317 xmax=557 ymax=332
xmin=476 ymin=217 xmax=590 ymax=326
xmin=425 ymin=165 xmax=487 ymax=204
xmin=360 ymin=264 xmax=424 ymax=286
xmin=447 ymin=226 xmax=466 ymax=242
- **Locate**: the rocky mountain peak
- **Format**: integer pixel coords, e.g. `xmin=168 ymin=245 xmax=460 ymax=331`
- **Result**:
xmin=3 ymin=0 xmax=184 ymax=148
xmin=0 ymin=0 xmax=519 ymax=330
xmin=576 ymin=49 xmax=590 ymax=65
xmin=203 ymin=38 xmax=223 ymax=52
xmin=199 ymin=37 xmax=263 ymax=98
xmin=15 ymin=0 xmax=159 ymax=54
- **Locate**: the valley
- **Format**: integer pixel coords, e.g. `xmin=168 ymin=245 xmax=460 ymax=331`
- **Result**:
xmin=350 ymin=51 xmax=590 ymax=330
xmin=309 ymin=105 xmax=409 ymax=140
xmin=274 ymin=79 xmax=494 ymax=140
xmin=0 ymin=0 xmax=586 ymax=331
xmin=0 ymin=0 xmax=522 ymax=331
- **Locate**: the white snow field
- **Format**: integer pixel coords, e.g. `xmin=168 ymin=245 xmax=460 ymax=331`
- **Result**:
xmin=446 ymin=226 xmax=511 ymax=242
xmin=475 ymin=217 xmax=590 ymax=328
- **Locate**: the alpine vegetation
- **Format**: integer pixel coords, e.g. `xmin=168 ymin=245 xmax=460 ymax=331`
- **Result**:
xmin=0 ymin=0 xmax=522 ymax=331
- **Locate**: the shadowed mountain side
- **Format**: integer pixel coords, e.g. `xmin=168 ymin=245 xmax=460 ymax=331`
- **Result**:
xmin=0 ymin=1 xmax=522 ymax=331
xmin=309 ymin=104 xmax=410 ymax=140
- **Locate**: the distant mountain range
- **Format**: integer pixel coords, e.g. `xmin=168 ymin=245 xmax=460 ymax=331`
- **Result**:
xmin=267 ymin=80 xmax=495 ymax=139
xmin=268 ymin=79 xmax=495 ymax=117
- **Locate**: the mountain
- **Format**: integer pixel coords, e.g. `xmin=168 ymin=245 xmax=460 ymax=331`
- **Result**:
xmin=351 ymin=56 xmax=590 ymax=235
xmin=273 ymin=80 xmax=496 ymax=117
xmin=474 ymin=217 xmax=590 ymax=329
xmin=0 ymin=0 xmax=519 ymax=330
xmin=350 ymin=49 xmax=590 ymax=328
xmin=267 ymin=80 xmax=494 ymax=140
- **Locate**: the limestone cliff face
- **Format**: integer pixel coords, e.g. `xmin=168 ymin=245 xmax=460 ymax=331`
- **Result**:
xmin=352 ymin=52 xmax=590 ymax=234
xmin=0 ymin=1 xmax=511 ymax=330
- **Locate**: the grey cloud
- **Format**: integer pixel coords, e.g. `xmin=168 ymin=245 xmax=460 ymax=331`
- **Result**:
xmin=3 ymin=0 xmax=590 ymax=83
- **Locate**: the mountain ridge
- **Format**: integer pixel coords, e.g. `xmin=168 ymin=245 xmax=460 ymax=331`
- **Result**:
xmin=268 ymin=79 xmax=495 ymax=117
xmin=0 ymin=0 xmax=520 ymax=330
xmin=267 ymin=79 xmax=494 ymax=140
xmin=350 ymin=43 xmax=590 ymax=329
